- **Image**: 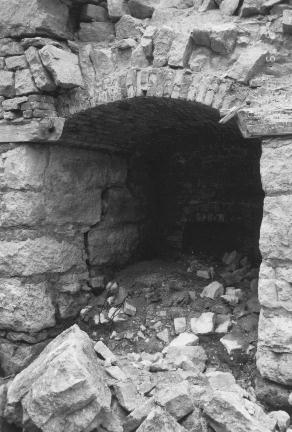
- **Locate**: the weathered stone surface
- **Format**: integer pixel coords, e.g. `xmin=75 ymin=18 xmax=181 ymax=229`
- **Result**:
xmin=5 ymin=55 xmax=27 ymax=70
xmin=25 ymin=46 xmax=56 ymax=92
xmin=0 ymin=39 xmax=24 ymax=56
xmin=257 ymin=345 xmax=292 ymax=386
xmin=108 ymin=0 xmax=130 ymax=19
xmin=191 ymin=312 xmax=215 ymax=334
xmin=268 ymin=411 xmax=290 ymax=432
xmin=227 ymin=46 xmax=268 ymax=84
xmin=113 ymin=381 xmax=142 ymax=412
xmin=81 ymin=4 xmax=109 ymax=22
xmin=260 ymin=195 xmax=292 ymax=262
xmin=116 ymin=15 xmax=143 ymax=40
xmin=0 ymin=0 xmax=71 ymax=39
xmin=283 ymin=10 xmax=292 ymax=34
xmin=15 ymin=68 xmax=38 ymax=96
xmin=39 ymin=45 xmax=83 ymax=89
xmin=124 ymin=398 xmax=155 ymax=432
xmin=0 ymin=236 xmax=84 ymax=276
xmin=78 ymin=22 xmax=115 ymax=42
xmin=165 ymin=345 xmax=207 ymax=372
xmin=0 ymin=278 xmax=55 ymax=332
xmin=258 ymin=308 xmax=292 ymax=354
xmin=181 ymin=407 xmax=208 ymax=432
xmin=155 ymin=381 xmax=193 ymax=420
xmin=240 ymin=0 xmax=263 ymax=16
xmin=2 ymin=96 xmax=28 ymax=111
xmin=220 ymin=0 xmax=240 ymax=15
xmin=5 ymin=325 xmax=111 ymax=431
xmin=200 ymin=281 xmax=224 ymax=299
xmin=128 ymin=0 xmax=155 ymax=18
xmin=255 ymin=375 xmax=292 ymax=412
xmin=137 ymin=407 xmax=187 ymax=432
xmin=0 ymin=71 xmax=15 ymax=97
xmin=153 ymin=26 xmax=175 ymax=67
xmin=0 ymin=339 xmax=47 ymax=375
xmin=174 ymin=317 xmax=187 ymax=334
xmin=0 ymin=118 xmax=64 ymax=142
xmin=168 ymin=32 xmax=192 ymax=68
xmin=88 ymin=225 xmax=139 ymax=267
xmin=261 ymin=140 xmax=292 ymax=194
xmin=165 ymin=333 xmax=199 ymax=350
xmin=192 ymin=23 xmax=237 ymax=54
xmin=131 ymin=45 xmax=150 ymax=67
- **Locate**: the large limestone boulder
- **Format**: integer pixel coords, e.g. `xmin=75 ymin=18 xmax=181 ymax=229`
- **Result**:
xmin=0 ymin=0 xmax=72 ymax=39
xmin=4 ymin=325 xmax=111 ymax=432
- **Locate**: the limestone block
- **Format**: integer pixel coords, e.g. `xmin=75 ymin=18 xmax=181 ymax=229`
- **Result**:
xmin=0 ymin=39 xmax=24 ymax=57
xmin=108 ymin=0 xmax=130 ymax=19
xmin=2 ymin=96 xmax=28 ymax=111
xmin=165 ymin=332 xmax=199 ymax=350
xmin=128 ymin=0 xmax=155 ymax=18
xmin=116 ymin=15 xmax=144 ymax=40
xmin=181 ymin=407 xmax=208 ymax=432
xmin=15 ymin=68 xmax=38 ymax=96
xmin=154 ymin=381 xmax=193 ymax=420
xmin=0 ymin=145 xmax=48 ymax=190
xmin=113 ymin=381 xmax=143 ymax=412
xmin=283 ymin=10 xmax=292 ymax=34
xmin=261 ymin=141 xmax=292 ymax=194
xmin=0 ymin=0 xmax=71 ymax=39
xmin=260 ymin=195 xmax=292 ymax=262
xmin=158 ymin=0 xmax=194 ymax=7
xmin=5 ymin=325 xmax=111 ymax=431
xmin=102 ymin=187 xmax=140 ymax=226
xmin=240 ymin=0 xmax=263 ymax=16
xmin=168 ymin=32 xmax=192 ymax=68
xmin=191 ymin=312 xmax=215 ymax=334
xmin=123 ymin=398 xmax=155 ymax=432
xmin=90 ymin=47 xmax=114 ymax=77
xmin=0 ymin=236 xmax=84 ymax=277
xmin=39 ymin=45 xmax=83 ymax=89
xmin=131 ymin=45 xmax=150 ymax=67
xmin=153 ymin=26 xmax=175 ymax=67
xmin=220 ymin=0 xmax=240 ymax=14
xmin=0 ymin=191 xmax=45 ymax=227
xmin=88 ymin=225 xmax=139 ymax=267
xmin=259 ymin=277 xmax=292 ymax=312
xmin=268 ymin=411 xmax=290 ymax=432
xmin=0 ymin=278 xmax=55 ymax=332
xmin=257 ymin=346 xmax=292 ymax=385
xmin=78 ymin=22 xmax=115 ymax=42
xmin=25 ymin=46 xmax=56 ymax=92
xmin=192 ymin=23 xmax=237 ymax=54
xmin=165 ymin=345 xmax=207 ymax=372
xmin=0 ymin=339 xmax=47 ymax=375
xmin=258 ymin=309 xmax=292 ymax=353
xmin=200 ymin=281 xmax=224 ymax=299
xmin=81 ymin=4 xmax=109 ymax=22
xmin=56 ymin=292 xmax=88 ymax=320
xmin=0 ymin=71 xmax=15 ymax=97
xmin=227 ymin=46 xmax=268 ymax=84
xmin=5 ymin=55 xmax=27 ymax=70
xmin=136 ymin=407 xmax=187 ymax=432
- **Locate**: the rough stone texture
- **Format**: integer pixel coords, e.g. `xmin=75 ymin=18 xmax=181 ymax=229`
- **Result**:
xmin=154 ymin=381 xmax=193 ymax=420
xmin=39 ymin=45 xmax=83 ymax=89
xmin=0 ymin=339 xmax=47 ymax=375
xmin=25 ymin=46 xmax=56 ymax=92
xmin=136 ymin=407 xmax=187 ymax=432
xmin=78 ymin=22 xmax=115 ymax=42
xmin=0 ymin=71 xmax=15 ymax=98
xmin=108 ymin=0 xmax=130 ymax=19
xmin=227 ymin=47 xmax=268 ymax=84
xmin=0 ymin=279 xmax=55 ymax=332
xmin=5 ymin=325 xmax=111 ymax=431
xmin=0 ymin=0 xmax=71 ymax=39
xmin=15 ymin=69 xmax=38 ymax=96
xmin=5 ymin=55 xmax=27 ymax=70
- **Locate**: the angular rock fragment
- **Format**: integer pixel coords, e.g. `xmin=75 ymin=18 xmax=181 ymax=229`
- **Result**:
xmin=201 ymin=281 xmax=224 ymax=299
xmin=191 ymin=312 xmax=215 ymax=335
xmin=192 ymin=23 xmax=237 ymax=54
xmin=268 ymin=410 xmax=290 ymax=432
xmin=226 ymin=46 xmax=268 ymax=84
xmin=108 ymin=0 xmax=129 ymax=20
xmin=153 ymin=26 xmax=175 ymax=67
xmin=165 ymin=332 xmax=199 ymax=351
xmin=25 ymin=46 xmax=56 ymax=92
xmin=39 ymin=45 xmax=84 ymax=89
xmin=94 ymin=340 xmax=117 ymax=364
xmin=116 ymin=15 xmax=144 ymax=40
xmin=0 ymin=71 xmax=15 ymax=97
xmin=136 ymin=407 xmax=187 ymax=432
xmin=174 ymin=317 xmax=187 ymax=334
xmin=78 ymin=22 xmax=115 ymax=42
xmin=155 ymin=381 xmax=193 ymax=420
xmin=123 ymin=397 xmax=155 ymax=432
xmin=283 ymin=10 xmax=292 ymax=34
xmin=128 ymin=0 xmax=155 ymax=18
xmin=113 ymin=381 xmax=143 ymax=412
xmin=5 ymin=55 xmax=27 ymax=70
xmin=5 ymin=325 xmax=111 ymax=432
xmin=81 ymin=4 xmax=109 ymax=22
xmin=220 ymin=332 xmax=245 ymax=354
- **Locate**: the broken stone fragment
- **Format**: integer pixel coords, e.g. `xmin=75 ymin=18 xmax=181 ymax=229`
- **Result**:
xmin=108 ymin=0 xmax=130 ymax=20
xmin=157 ymin=328 xmax=169 ymax=344
xmin=5 ymin=55 xmax=27 ymax=70
xmin=220 ymin=0 xmax=240 ymax=15
xmin=116 ymin=15 xmax=144 ymax=40
xmin=174 ymin=317 xmax=187 ymax=334
xmin=200 ymin=281 xmax=224 ymax=299
xmin=153 ymin=26 xmax=175 ymax=67
xmin=191 ymin=312 xmax=215 ymax=335
xmin=123 ymin=300 xmax=137 ymax=316
xmin=165 ymin=345 xmax=207 ymax=373
xmin=226 ymin=46 xmax=268 ymax=84
xmin=215 ymin=314 xmax=232 ymax=333
xmin=113 ymin=380 xmax=144 ymax=412
xmin=239 ymin=0 xmax=264 ymax=16
xmin=106 ymin=365 xmax=128 ymax=381
xmin=192 ymin=23 xmax=237 ymax=55
xmin=164 ymin=332 xmax=199 ymax=351
xmin=2 ymin=96 xmax=28 ymax=111
xmin=94 ymin=340 xmax=117 ymax=364
xmin=220 ymin=332 xmax=245 ymax=354
xmin=0 ymin=38 xmax=24 ymax=57
xmin=123 ymin=397 xmax=155 ymax=432
xmin=39 ymin=45 xmax=84 ymax=89
xmin=4 ymin=325 xmax=111 ymax=432
xmin=137 ymin=407 xmax=188 ymax=432
xmin=128 ymin=0 xmax=155 ymax=18
xmin=268 ymin=410 xmax=290 ymax=432
xmin=196 ymin=269 xmax=210 ymax=279
xmin=155 ymin=381 xmax=193 ymax=420
xmin=181 ymin=406 xmax=209 ymax=431
xmin=25 ymin=46 xmax=56 ymax=92
xmin=81 ymin=4 xmax=109 ymax=22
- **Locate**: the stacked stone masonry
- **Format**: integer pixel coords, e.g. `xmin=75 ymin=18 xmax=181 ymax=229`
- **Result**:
xmin=0 ymin=0 xmax=292 ymax=403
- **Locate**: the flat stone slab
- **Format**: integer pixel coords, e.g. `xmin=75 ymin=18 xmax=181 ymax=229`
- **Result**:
xmin=0 ymin=118 xmax=65 ymax=142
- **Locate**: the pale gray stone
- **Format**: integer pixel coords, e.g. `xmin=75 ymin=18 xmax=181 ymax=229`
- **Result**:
xmin=5 ymin=55 xmax=27 ymax=70
xmin=113 ymin=381 xmax=143 ymax=412
xmin=200 ymin=281 xmax=224 ymax=299
xmin=15 ymin=68 xmax=38 ymax=96
xmin=78 ymin=22 xmax=115 ymax=42
xmin=108 ymin=0 xmax=129 ymax=19
xmin=220 ymin=0 xmax=240 ymax=15
xmin=191 ymin=312 xmax=215 ymax=335
xmin=5 ymin=325 xmax=111 ymax=431
xmin=283 ymin=10 xmax=292 ymax=34
xmin=153 ymin=26 xmax=175 ymax=67
xmin=192 ymin=23 xmax=237 ymax=54
xmin=81 ymin=4 xmax=109 ymax=22
xmin=128 ymin=0 xmax=155 ymax=18
xmin=39 ymin=45 xmax=83 ymax=89
xmin=2 ymin=96 xmax=28 ymax=111
xmin=116 ymin=15 xmax=143 ymax=40
xmin=0 ymin=339 xmax=47 ymax=375
xmin=227 ymin=46 xmax=268 ymax=84
xmin=154 ymin=381 xmax=193 ymax=420
xmin=25 ymin=46 xmax=56 ymax=92
xmin=0 ymin=39 xmax=24 ymax=56
xmin=136 ymin=407 xmax=188 ymax=432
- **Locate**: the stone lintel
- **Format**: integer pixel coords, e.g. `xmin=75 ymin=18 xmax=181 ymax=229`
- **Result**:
xmin=0 ymin=117 xmax=65 ymax=143
xmin=236 ymin=107 xmax=292 ymax=139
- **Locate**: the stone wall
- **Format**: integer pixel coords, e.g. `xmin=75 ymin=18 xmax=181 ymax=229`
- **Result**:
xmin=0 ymin=143 xmax=140 ymax=374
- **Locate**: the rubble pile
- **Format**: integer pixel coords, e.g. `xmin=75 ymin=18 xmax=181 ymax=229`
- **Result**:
xmin=0 ymin=324 xmax=290 ymax=432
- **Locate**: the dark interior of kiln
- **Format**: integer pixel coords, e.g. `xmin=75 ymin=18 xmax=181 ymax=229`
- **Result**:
xmin=124 ymin=107 xmax=264 ymax=268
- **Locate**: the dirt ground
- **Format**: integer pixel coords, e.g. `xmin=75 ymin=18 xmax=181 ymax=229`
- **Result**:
xmin=78 ymin=253 xmax=260 ymax=394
